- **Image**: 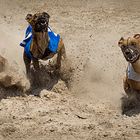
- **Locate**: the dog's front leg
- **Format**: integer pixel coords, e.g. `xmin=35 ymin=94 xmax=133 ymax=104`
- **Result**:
xmin=32 ymin=57 xmax=40 ymax=72
xmin=123 ymin=77 xmax=136 ymax=96
xmin=56 ymin=45 xmax=66 ymax=70
xmin=32 ymin=58 xmax=41 ymax=87
xmin=56 ymin=52 xmax=62 ymax=70
xmin=23 ymin=52 xmax=31 ymax=78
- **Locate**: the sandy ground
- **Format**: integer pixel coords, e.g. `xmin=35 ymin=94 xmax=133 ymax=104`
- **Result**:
xmin=0 ymin=0 xmax=140 ymax=139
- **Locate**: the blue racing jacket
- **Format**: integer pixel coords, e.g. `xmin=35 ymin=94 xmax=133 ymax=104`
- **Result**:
xmin=20 ymin=25 xmax=60 ymax=59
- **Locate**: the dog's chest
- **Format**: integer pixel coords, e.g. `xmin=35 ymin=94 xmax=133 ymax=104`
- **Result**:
xmin=127 ymin=63 xmax=140 ymax=82
xmin=41 ymin=47 xmax=55 ymax=59
xmin=31 ymin=44 xmax=55 ymax=59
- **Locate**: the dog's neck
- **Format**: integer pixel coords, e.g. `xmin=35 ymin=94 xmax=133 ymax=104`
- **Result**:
xmin=31 ymin=29 xmax=49 ymax=58
xmin=131 ymin=59 xmax=140 ymax=74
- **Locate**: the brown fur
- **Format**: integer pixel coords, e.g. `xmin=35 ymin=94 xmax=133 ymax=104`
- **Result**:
xmin=118 ymin=34 xmax=140 ymax=97
xmin=23 ymin=12 xmax=66 ymax=77
xmin=0 ymin=55 xmax=7 ymax=72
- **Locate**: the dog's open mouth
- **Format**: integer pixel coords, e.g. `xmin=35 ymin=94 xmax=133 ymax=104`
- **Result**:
xmin=121 ymin=45 xmax=140 ymax=63
xmin=35 ymin=18 xmax=48 ymax=32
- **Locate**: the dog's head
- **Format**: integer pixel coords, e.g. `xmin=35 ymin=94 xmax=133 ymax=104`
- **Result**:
xmin=118 ymin=34 xmax=140 ymax=63
xmin=26 ymin=12 xmax=50 ymax=32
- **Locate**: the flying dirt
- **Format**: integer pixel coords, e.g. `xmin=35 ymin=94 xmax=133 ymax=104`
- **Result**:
xmin=0 ymin=0 xmax=140 ymax=140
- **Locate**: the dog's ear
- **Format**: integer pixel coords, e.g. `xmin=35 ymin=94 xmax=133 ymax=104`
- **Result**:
xmin=118 ymin=37 xmax=124 ymax=46
xmin=43 ymin=12 xmax=50 ymax=19
xmin=26 ymin=14 xmax=33 ymax=23
xmin=134 ymin=34 xmax=140 ymax=39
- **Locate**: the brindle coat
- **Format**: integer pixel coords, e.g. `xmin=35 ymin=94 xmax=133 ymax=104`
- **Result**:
xmin=23 ymin=12 xmax=66 ymax=77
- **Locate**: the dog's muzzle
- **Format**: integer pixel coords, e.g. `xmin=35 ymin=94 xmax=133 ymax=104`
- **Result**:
xmin=35 ymin=18 xmax=48 ymax=32
xmin=121 ymin=45 xmax=140 ymax=63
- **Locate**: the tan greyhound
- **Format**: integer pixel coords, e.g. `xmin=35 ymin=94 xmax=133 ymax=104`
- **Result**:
xmin=118 ymin=34 xmax=140 ymax=99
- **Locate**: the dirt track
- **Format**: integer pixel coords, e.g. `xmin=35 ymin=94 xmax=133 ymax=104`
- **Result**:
xmin=0 ymin=0 xmax=140 ymax=140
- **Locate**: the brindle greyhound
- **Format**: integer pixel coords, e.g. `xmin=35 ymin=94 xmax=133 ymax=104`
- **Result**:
xmin=23 ymin=12 xmax=66 ymax=77
xmin=118 ymin=34 xmax=140 ymax=99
